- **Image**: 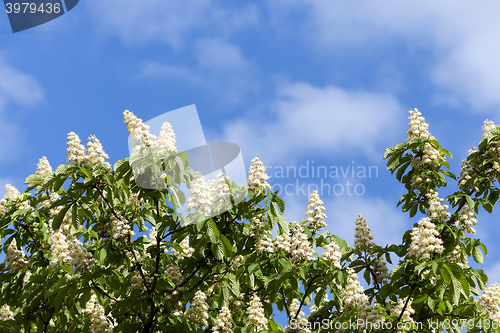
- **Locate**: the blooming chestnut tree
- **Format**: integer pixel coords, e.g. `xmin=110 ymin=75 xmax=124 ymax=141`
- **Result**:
xmin=1 ymin=109 xmax=500 ymax=332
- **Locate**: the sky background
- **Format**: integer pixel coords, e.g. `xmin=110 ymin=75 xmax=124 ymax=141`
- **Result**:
xmin=1 ymin=0 xmax=500 ymax=329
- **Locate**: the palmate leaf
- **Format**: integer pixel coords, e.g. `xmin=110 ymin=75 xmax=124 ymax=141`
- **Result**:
xmin=384 ymin=141 xmax=407 ymax=159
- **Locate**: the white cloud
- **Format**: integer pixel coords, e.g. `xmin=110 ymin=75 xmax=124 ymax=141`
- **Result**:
xmin=0 ymin=56 xmax=44 ymax=163
xmin=221 ymin=81 xmax=404 ymax=165
xmin=139 ymin=38 xmax=258 ymax=107
xmin=87 ymin=0 xmax=259 ymax=48
xmin=194 ymin=38 xmax=249 ymax=71
xmin=267 ymin=0 xmax=500 ymax=110
xmin=0 ymin=57 xmax=43 ymax=108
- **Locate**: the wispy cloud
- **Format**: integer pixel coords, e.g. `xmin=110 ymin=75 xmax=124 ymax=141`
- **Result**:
xmin=221 ymin=81 xmax=404 ymax=165
xmin=139 ymin=38 xmax=259 ymax=106
xmin=267 ymin=0 xmax=500 ymax=110
xmin=0 ymin=56 xmax=44 ymax=164
xmin=0 ymin=57 xmax=43 ymax=109
xmin=87 ymin=0 xmax=259 ymax=48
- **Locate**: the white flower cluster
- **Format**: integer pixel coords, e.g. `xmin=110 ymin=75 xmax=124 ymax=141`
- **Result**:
xmin=454 ymin=206 xmax=478 ymax=234
xmin=411 ymin=173 xmax=432 ymax=189
xmin=322 ymin=240 xmax=342 ymax=269
xmin=83 ymin=294 xmax=116 ymax=333
xmin=229 ymin=294 xmax=244 ymax=313
xmin=0 ymin=304 xmax=13 ymax=321
xmin=123 ymin=110 xmax=177 ymax=154
xmin=374 ymin=256 xmax=390 ymax=285
xmin=245 ymin=295 xmax=268 ymax=332
xmin=445 ymin=244 xmax=467 ymax=268
xmin=172 ymin=236 xmax=195 ymax=260
xmin=87 ymin=135 xmax=111 ymax=169
xmin=165 ymin=264 xmax=184 ymax=298
xmin=50 ymin=231 xmax=72 ymax=265
xmin=50 ymin=231 xmax=95 ymax=273
xmin=458 ymin=147 xmax=479 ymax=191
xmin=248 ymin=157 xmax=271 ymax=191
xmin=341 ymin=268 xmax=366 ymax=307
xmin=157 ymin=122 xmax=177 ymax=153
xmin=425 ymin=190 xmax=450 ymax=223
xmin=67 ymin=131 xmax=87 ymax=165
xmin=304 ymin=191 xmax=327 ymax=229
xmin=36 ymin=156 xmax=52 ymax=175
xmin=130 ymin=269 xmax=152 ymax=291
xmin=0 ymin=184 xmax=31 ymax=214
xmin=341 ymin=268 xmax=383 ymax=326
xmin=67 ymin=132 xmax=111 ymax=168
xmin=129 ymin=192 xmax=145 ymax=206
xmin=407 ymin=108 xmax=431 ymax=140
xmin=391 ymin=298 xmax=415 ymax=330
xmin=186 ymin=291 xmax=210 ymax=328
xmin=109 ymin=215 xmax=134 ymax=240
xmin=459 ymin=120 xmax=500 ymax=192
xmin=290 ymin=224 xmax=314 ymax=262
xmin=477 ymin=283 xmax=500 ymax=323
xmin=69 ymin=237 xmax=96 ymax=274
xmin=274 ymin=232 xmax=291 ymax=253
xmin=285 ymin=299 xmax=310 ymax=333
xmin=409 ymin=217 xmax=444 ymax=258
xmin=354 ymin=214 xmax=376 ymax=250
xmin=483 ymin=119 xmax=497 ymax=138
xmin=5 ymin=239 xmax=29 ymax=272
xmin=212 ymin=306 xmax=233 ymax=333
xmin=186 ymin=172 xmax=232 ymax=216
xmin=353 ymin=215 xmax=390 ymax=285
xmin=407 ymin=108 xmax=442 ymax=170
xmin=249 ymin=215 xmax=274 ymax=254
xmin=39 ymin=192 xmax=60 ymax=210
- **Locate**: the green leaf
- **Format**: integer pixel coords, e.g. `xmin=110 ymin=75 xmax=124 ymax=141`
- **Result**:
xmin=473 ymin=246 xmax=484 ymax=263
xmin=227 ymin=273 xmax=240 ymax=298
xmin=459 ymin=274 xmax=470 ymax=296
xmin=451 ymin=276 xmax=462 ymax=305
xmin=466 ymin=195 xmax=475 ymax=210
xmin=363 ymin=269 xmax=371 ymax=285
xmin=207 ymin=220 xmax=220 ymax=244
xmin=52 ymin=204 xmax=71 ymax=231
xmin=481 ymin=201 xmax=494 ymax=213
xmin=212 ymin=242 xmax=224 ymax=260
xmin=55 ymin=164 xmax=71 ymax=174
xmin=71 ymin=204 xmax=81 ymax=228
xmin=220 ymin=234 xmax=233 ymax=256
xmin=221 ymin=283 xmax=230 ymax=307
xmin=274 ymin=196 xmax=285 ymax=214
xmin=440 ymin=265 xmax=452 ymax=284
xmin=100 ymin=248 xmax=107 ymax=263
xmin=79 ymin=167 xmax=92 ymax=179
xmin=275 ymin=215 xmax=289 ymax=235
xmin=386 ymin=152 xmax=402 ymax=172
xmin=24 ymin=174 xmax=44 ymax=185
xmin=396 ymin=160 xmax=410 ymax=181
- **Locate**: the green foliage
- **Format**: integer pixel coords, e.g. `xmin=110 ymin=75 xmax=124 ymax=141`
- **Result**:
xmin=2 ymin=113 xmax=500 ymax=332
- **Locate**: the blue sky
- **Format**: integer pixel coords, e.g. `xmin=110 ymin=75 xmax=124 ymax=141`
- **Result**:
xmin=2 ymin=0 xmax=500 ymax=328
